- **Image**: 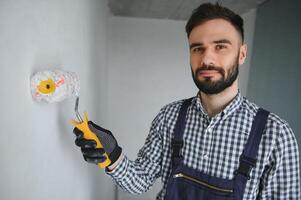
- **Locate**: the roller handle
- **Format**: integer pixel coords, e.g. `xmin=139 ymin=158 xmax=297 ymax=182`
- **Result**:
xmin=71 ymin=112 xmax=111 ymax=168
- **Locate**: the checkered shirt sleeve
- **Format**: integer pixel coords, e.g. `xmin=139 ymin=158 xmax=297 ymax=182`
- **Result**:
xmin=258 ymin=120 xmax=300 ymax=199
xmin=106 ymin=106 xmax=165 ymax=194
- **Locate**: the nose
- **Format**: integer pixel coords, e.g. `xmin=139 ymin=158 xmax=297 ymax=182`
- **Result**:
xmin=202 ymin=49 xmax=216 ymax=66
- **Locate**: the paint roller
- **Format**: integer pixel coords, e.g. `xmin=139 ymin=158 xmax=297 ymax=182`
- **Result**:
xmin=30 ymin=69 xmax=111 ymax=168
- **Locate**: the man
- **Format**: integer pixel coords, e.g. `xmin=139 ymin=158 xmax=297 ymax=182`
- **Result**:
xmin=73 ymin=3 xmax=300 ymax=199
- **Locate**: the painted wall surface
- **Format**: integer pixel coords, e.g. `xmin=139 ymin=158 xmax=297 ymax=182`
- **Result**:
xmin=107 ymin=8 xmax=257 ymax=199
xmin=0 ymin=0 xmax=114 ymax=200
xmin=248 ymin=0 xmax=301 ymax=163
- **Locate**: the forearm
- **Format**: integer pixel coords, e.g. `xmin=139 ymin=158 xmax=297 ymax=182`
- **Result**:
xmin=106 ymin=154 xmax=161 ymax=194
xmin=105 ymin=107 xmax=165 ymax=194
xmin=107 ymin=154 xmax=124 ymax=171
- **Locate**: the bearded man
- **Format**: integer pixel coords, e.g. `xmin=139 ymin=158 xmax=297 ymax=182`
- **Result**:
xmin=73 ymin=3 xmax=300 ymax=200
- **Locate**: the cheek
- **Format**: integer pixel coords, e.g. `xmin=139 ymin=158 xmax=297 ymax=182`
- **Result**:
xmin=190 ymin=54 xmax=201 ymax=68
xmin=221 ymin=54 xmax=235 ymax=66
xmin=224 ymin=58 xmax=239 ymax=75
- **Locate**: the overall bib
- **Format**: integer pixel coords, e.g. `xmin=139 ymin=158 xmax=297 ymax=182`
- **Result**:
xmin=165 ymin=98 xmax=269 ymax=200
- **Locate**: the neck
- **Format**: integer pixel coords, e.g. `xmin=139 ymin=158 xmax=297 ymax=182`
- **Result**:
xmin=199 ymin=80 xmax=239 ymax=118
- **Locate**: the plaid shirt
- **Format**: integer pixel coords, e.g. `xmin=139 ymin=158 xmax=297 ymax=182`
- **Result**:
xmin=107 ymin=92 xmax=300 ymax=199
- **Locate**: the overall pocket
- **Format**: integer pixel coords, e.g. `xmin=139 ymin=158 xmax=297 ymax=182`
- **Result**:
xmin=173 ymin=172 xmax=234 ymax=194
xmin=168 ymin=171 xmax=235 ymax=200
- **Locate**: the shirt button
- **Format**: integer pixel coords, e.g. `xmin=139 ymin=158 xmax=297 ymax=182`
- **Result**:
xmin=207 ymin=128 xmax=213 ymax=133
xmin=203 ymin=154 xmax=208 ymax=159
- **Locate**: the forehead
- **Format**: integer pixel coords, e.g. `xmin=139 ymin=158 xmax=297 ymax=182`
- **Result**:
xmin=188 ymin=19 xmax=241 ymax=45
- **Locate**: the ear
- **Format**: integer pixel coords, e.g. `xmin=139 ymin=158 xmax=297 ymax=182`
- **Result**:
xmin=238 ymin=44 xmax=247 ymax=65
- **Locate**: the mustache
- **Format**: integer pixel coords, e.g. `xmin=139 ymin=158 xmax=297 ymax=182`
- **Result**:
xmin=195 ymin=64 xmax=225 ymax=77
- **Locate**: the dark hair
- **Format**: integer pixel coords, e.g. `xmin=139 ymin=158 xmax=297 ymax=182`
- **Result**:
xmin=185 ymin=3 xmax=244 ymax=41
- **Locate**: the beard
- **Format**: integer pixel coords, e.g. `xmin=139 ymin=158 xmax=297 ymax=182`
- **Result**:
xmin=191 ymin=55 xmax=239 ymax=95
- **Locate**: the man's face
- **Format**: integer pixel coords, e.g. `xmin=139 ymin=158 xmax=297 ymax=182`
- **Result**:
xmin=189 ymin=19 xmax=247 ymax=94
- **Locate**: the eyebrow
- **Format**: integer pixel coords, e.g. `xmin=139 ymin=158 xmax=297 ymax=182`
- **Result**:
xmin=189 ymin=43 xmax=203 ymax=49
xmin=213 ymin=39 xmax=232 ymax=45
xmin=189 ymin=39 xmax=232 ymax=49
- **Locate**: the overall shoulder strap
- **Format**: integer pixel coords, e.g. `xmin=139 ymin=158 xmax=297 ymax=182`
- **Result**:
xmin=235 ymin=108 xmax=270 ymax=179
xmin=172 ymin=98 xmax=193 ymax=165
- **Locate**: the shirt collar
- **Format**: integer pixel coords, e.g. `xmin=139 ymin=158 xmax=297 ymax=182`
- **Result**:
xmin=193 ymin=91 xmax=243 ymax=119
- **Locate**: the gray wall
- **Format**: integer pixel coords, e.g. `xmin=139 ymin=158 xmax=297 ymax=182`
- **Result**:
xmin=107 ymin=8 xmax=257 ymax=199
xmin=247 ymin=0 xmax=301 ymax=160
xmin=0 ymin=0 xmax=114 ymax=199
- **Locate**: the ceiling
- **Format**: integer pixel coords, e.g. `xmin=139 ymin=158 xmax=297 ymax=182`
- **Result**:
xmin=108 ymin=0 xmax=268 ymax=20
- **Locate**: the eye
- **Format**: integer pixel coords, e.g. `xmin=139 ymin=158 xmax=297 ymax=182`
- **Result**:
xmin=192 ymin=47 xmax=204 ymax=53
xmin=216 ymin=44 xmax=227 ymax=50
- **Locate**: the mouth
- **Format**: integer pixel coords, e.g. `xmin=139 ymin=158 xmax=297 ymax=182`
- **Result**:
xmin=198 ymin=70 xmax=219 ymax=78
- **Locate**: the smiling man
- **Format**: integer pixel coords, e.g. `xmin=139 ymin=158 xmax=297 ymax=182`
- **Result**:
xmin=189 ymin=17 xmax=246 ymax=117
xmin=189 ymin=19 xmax=244 ymax=94
xmin=73 ymin=3 xmax=300 ymax=200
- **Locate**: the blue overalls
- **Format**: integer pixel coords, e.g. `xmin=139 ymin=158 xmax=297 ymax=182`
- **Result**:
xmin=165 ymin=98 xmax=269 ymax=200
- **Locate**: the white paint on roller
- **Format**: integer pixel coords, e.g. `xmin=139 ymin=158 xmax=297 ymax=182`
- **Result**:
xmin=30 ymin=69 xmax=80 ymax=103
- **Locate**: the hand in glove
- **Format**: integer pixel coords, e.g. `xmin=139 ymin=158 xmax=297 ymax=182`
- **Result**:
xmin=73 ymin=121 xmax=122 ymax=167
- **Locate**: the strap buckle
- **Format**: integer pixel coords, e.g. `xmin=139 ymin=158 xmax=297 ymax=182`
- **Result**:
xmin=172 ymin=140 xmax=183 ymax=158
xmin=235 ymin=156 xmax=257 ymax=180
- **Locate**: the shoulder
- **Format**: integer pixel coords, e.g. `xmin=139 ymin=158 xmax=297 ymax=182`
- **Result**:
xmin=151 ymin=98 xmax=192 ymax=127
xmin=242 ymin=97 xmax=290 ymax=126
xmin=157 ymin=98 xmax=188 ymax=117
xmin=242 ymin=97 xmax=297 ymax=147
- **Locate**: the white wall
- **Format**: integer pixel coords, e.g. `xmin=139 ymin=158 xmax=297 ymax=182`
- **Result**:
xmin=0 ymin=0 xmax=114 ymax=200
xmin=107 ymin=9 xmax=257 ymax=200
